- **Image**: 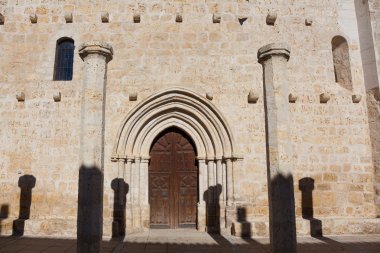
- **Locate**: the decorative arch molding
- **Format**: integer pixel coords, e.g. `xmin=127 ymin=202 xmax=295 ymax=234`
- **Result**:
xmin=112 ymin=87 xmax=237 ymax=160
xmin=110 ymin=87 xmax=240 ymax=233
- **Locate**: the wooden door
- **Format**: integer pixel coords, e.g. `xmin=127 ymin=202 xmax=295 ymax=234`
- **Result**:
xmin=149 ymin=128 xmax=198 ymax=228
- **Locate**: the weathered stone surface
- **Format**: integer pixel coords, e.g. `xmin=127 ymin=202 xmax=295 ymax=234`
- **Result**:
xmin=0 ymin=0 xmax=379 ymax=240
xmin=258 ymin=43 xmax=297 ymax=253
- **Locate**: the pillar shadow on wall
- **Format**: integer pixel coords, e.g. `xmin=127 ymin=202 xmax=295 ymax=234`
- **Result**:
xmin=12 ymin=175 xmax=36 ymax=236
xmin=111 ymin=178 xmax=129 ymax=239
xmin=268 ymin=173 xmax=298 ymax=252
xmin=236 ymin=207 xmax=252 ymax=238
xmin=203 ymin=184 xmax=222 ymax=234
xmin=299 ymin=177 xmax=323 ymax=237
xmin=77 ymin=165 xmax=104 ymax=253
xmin=0 ymin=204 xmax=9 ymax=234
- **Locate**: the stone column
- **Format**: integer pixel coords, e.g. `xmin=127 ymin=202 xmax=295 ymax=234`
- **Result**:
xmin=197 ymin=158 xmax=206 ymax=231
xmin=225 ymin=158 xmax=235 ymax=229
xmin=140 ymin=158 xmax=150 ymax=228
xmin=125 ymin=158 xmax=133 ymax=203
xmin=78 ymin=42 xmax=113 ymax=169
xmin=125 ymin=157 xmax=133 ymax=232
xmin=225 ymin=158 xmax=234 ymax=206
xmin=207 ymin=160 xmax=214 ymax=203
xmin=77 ymin=42 xmax=113 ymax=253
xmin=216 ymin=159 xmax=225 ymax=230
xmin=132 ymin=159 xmax=141 ymax=229
xmin=258 ymin=43 xmax=297 ymax=253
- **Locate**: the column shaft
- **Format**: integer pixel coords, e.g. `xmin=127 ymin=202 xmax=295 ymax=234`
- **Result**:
xmin=258 ymin=43 xmax=297 ymax=253
xmin=226 ymin=159 xmax=234 ymax=206
xmin=77 ymin=41 xmax=113 ymax=253
xmin=125 ymin=159 xmax=133 ymax=203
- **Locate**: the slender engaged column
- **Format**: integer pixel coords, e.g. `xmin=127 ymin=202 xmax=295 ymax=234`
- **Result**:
xmin=125 ymin=157 xmax=133 ymax=232
xmin=207 ymin=160 xmax=214 ymax=203
xmin=198 ymin=159 xmax=206 ymax=204
xmin=140 ymin=158 xmax=150 ymax=228
xmin=140 ymin=158 xmax=149 ymax=205
xmin=117 ymin=159 xmax=125 ymax=179
xmin=125 ymin=158 xmax=133 ymax=203
xmin=226 ymin=159 xmax=234 ymax=206
xmin=132 ymin=159 xmax=140 ymax=205
xmin=258 ymin=43 xmax=297 ymax=253
xmin=77 ymin=41 xmax=113 ymax=253
xmin=216 ymin=159 xmax=223 ymax=201
xmin=132 ymin=159 xmax=141 ymax=229
xmin=222 ymin=162 xmax=226 ymax=203
xmin=197 ymin=159 xmax=207 ymax=231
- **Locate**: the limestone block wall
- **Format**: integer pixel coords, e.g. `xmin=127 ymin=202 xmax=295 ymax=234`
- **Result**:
xmin=0 ymin=0 xmax=379 ymax=237
xmin=368 ymin=0 xmax=380 ymax=83
xmin=367 ymin=89 xmax=380 ymax=216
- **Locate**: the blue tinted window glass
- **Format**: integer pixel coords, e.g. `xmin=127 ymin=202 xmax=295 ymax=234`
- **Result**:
xmin=54 ymin=39 xmax=74 ymax=81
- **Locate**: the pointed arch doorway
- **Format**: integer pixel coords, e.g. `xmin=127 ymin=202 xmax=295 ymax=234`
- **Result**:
xmin=149 ymin=127 xmax=198 ymax=229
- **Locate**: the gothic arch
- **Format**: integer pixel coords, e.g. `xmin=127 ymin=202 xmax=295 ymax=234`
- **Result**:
xmin=111 ymin=87 xmax=239 ymax=232
xmin=112 ymin=87 xmax=236 ymax=160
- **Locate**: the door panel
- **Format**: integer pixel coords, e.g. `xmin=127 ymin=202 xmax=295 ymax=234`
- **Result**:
xmin=149 ymin=128 xmax=197 ymax=228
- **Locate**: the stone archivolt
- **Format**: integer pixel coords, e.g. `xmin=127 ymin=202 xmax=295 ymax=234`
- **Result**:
xmin=111 ymin=87 xmax=239 ymax=232
xmin=112 ymin=87 xmax=236 ymax=160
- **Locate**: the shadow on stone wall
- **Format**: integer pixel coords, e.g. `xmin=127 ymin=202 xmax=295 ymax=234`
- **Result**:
xmin=0 ymin=204 xmax=9 ymax=234
xmin=12 ymin=175 xmax=36 ymax=236
xmin=299 ymin=177 xmax=323 ymax=237
xmin=268 ymin=173 xmax=297 ymax=252
xmin=236 ymin=207 xmax=252 ymax=238
xmin=77 ymin=165 xmax=104 ymax=253
xmin=111 ymin=178 xmax=128 ymax=238
xmin=204 ymin=184 xmax=222 ymax=234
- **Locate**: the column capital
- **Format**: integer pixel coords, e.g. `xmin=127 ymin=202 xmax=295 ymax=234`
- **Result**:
xmin=79 ymin=41 xmax=113 ymax=62
xmin=140 ymin=157 xmax=150 ymax=163
xmin=258 ymin=43 xmax=290 ymax=63
xmin=197 ymin=157 xmax=207 ymax=162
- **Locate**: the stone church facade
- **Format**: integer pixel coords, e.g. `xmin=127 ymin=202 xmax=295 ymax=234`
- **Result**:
xmin=0 ymin=0 xmax=380 ymax=240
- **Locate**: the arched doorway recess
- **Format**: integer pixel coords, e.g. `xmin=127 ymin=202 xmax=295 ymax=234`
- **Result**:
xmin=111 ymin=87 xmax=240 ymax=233
xmin=149 ymin=127 xmax=197 ymax=228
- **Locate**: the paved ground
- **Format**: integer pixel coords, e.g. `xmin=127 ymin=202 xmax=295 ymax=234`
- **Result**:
xmin=0 ymin=230 xmax=379 ymax=253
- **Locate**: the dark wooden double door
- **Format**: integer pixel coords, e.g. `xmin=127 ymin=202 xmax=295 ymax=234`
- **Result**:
xmin=149 ymin=128 xmax=198 ymax=228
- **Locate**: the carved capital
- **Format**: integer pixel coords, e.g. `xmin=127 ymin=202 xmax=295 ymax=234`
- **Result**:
xmin=79 ymin=41 xmax=113 ymax=62
xmin=258 ymin=43 xmax=290 ymax=63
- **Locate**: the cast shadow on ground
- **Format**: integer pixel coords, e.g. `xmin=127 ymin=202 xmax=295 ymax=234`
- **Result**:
xmin=12 ymin=175 xmax=36 ymax=236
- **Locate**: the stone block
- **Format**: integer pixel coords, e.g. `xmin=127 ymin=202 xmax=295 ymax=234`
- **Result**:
xmin=305 ymin=18 xmax=313 ymax=26
xmin=213 ymin=13 xmax=221 ymax=23
xmin=16 ymin=92 xmax=25 ymax=102
xmin=248 ymin=90 xmax=259 ymax=103
xmin=289 ymin=93 xmax=298 ymax=103
xmin=133 ymin=13 xmax=140 ymax=23
xmin=352 ymin=94 xmax=362 ymax=103
xmin=266 ymin=11 xmax=277 ymax=25
xmin=101 ymin=12 xmax=109 ymax=23
xmin=129 ymin=92 xmax=138 ymax=101
xmin=64 ymin=12 xmax=73 ymax=23
xmin=30 ymin=13 xmax=38 ymax=24
xmin=53 ymin=92 xmax=61 ymax=102
xmin=320 ymin=93 xmax=330 ymax=103
xmin=175 ymin=13 xmax=182 ymax=23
